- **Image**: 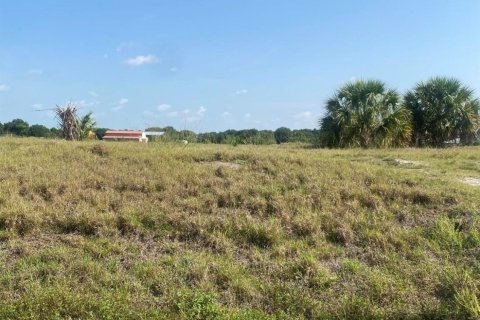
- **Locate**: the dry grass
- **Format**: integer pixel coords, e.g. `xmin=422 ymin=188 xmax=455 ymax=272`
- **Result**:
xmin=0 ymin=138 xmax=479 ymax=319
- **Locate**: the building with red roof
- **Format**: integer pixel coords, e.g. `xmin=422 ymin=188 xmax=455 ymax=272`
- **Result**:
xmin=102 ymin=130 xmax=148 ymax=142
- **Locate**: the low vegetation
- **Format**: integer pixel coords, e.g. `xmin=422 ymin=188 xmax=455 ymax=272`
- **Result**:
xmin=0 ymin=138 xmax=479 ymax=319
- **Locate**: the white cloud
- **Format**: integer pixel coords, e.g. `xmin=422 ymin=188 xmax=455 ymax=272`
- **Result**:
xmin=294 ymin=111 xmax=313 ymax=120
xmin=125 ymin=54 xmax=160 ymax=66
xmin=167 ymin=111 xmax=178 ymax=117
xmin=32 ymin=103 xmax=43 ymax=109
xmin=244 ymin=113 xmax=252 ymax=119
xmin=89 ymin=91 xmax=98 ymax=97
xmin=0 ymin=84 xmax=9 ymax=92
xmin=157 ymin=104 xmax=172 ymax=111
xmin=75 ymin=100 xmax=97 ymax=108
xmin=170 ymin=67 xmax=178 ymax=72
xmin=222 ymin=112 xmax=231 ymax=118
xmin=183 ymin=106 xmax=207 ymax=123
xmin=234 ymin=89 xmax=248 ymax=96
xmin=112 ymin=98 xmax=129 ymax=112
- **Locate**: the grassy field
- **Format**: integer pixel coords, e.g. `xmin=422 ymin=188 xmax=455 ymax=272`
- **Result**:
xmin=0 ymin=138 xmax=479 ymax=319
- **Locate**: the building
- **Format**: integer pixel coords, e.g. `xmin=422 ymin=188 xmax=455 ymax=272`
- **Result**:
xmin=102 ymin=130 xmax=148 ymax=142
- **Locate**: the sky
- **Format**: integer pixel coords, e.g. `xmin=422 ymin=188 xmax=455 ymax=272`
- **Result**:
xmin=0 ymin=0 xmax=479 ymax=132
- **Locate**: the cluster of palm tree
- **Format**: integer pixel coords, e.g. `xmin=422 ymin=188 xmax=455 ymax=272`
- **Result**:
xmin=319 ymin=77 xmax=480 ymax=148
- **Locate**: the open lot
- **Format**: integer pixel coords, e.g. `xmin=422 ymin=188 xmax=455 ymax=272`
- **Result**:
xmin=0 ymin=138 xmax=479 ymax=319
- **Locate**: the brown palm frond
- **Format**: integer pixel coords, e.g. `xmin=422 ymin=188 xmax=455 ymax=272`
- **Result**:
xmin=55 ymin=103 xmax=81 ymax=141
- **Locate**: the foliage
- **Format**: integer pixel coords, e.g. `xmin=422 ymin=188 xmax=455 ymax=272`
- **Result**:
xmin=196 ymin=128 xmax=318 ymax=145
xmin=0 ymin=138 xmax=479 ymax=318
xmin=94 ymin=128 xmax=109 ymax=140
xmin=28 ymin=124 xmax=53 ymax=138
xmin=319 ymin=80 xmax=412 ymax=148
xmin=404 ymin=77 xmax=480 ymax=146
xmin=177 ymin=291 xmax=221 ymax=320
xmin=0 ymin=120 xmax=59 ymax=138
xmin=274 ymin=127 xmax=291 ymax=144
xmin=79 ymin=112 xmax=97 ymax=140
xmin=3 ymin=118 xmax=30 ymax=136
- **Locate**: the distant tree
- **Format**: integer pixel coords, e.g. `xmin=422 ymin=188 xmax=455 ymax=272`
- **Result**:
xmin=291 ymin=129 xmax=319 ymax=144
xmin=79 ymin=112 xmax=97 ymax=140
xmin=404 ymin=77 xmax=480 ymax=146
xmin=94 ymin=128 xmax=109 ymax=140
xmin=0 ymin=122 xmax=4 ymax=134
xmin=159 ymin=126 xmax=178 ymax=142
xmin=50 ymin=127 xmax=60 ymax=138
xmin=237 ymin=129 xmax=259 ymax=144
xmin=178 ymin=130 xmax=197 ymax=142
xmin=28 ymin=124 xmax=52 ymax=137
xmin=274 ymin=127 xmax=292 ymax=144
xmin=319 ymin=80 xmax=412 ymax=148
xmin=4 ymin=119 xmax=30 ymax=136
xmin=144 ymin=127 xmax=164 ymax=142
xmin=197 ymin=132 xmax=217 ymax=143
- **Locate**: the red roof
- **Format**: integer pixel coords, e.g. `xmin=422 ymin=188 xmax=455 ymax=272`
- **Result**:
xmin=105 ymin=130 xmax=143 ymax=135
xmin=103 ymin=136 xmax=141 ymax=140
xmin=103 ymin=130 xmax=145 ymax=141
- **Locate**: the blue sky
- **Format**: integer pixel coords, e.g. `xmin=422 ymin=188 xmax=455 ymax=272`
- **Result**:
xmin=0 ymin=1 xmax=479 ymax=131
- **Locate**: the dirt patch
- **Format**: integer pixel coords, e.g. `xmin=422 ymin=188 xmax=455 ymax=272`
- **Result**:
xmin=460 ymin=177 xmax=480 ymax=186
xmin=395 ymin=159 xmax=421 ymax=165
xmin=210 ymin=161 xmax=242 ymax=170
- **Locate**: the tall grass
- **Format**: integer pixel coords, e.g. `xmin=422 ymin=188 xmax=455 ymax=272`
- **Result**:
xmin=0 ymin=138 xmax=479 ymax=319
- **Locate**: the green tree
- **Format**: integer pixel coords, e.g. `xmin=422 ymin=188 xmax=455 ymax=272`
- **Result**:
xmin=4 ymin=119 xmax=30 ymax=136
xmin=79 ymin=112 xmax=97 ymax=139
xmin=50 ymin=127 xmax=60 ymax=138
xmin=319 ymin=80 xmax=412 ymax=148
xmin=274 ymin=127 xmax=292 ymax=144
xmin=404 ymin=77 xmax=480 ymax=146
xmin=94 ymin=128 xmax=109 ymax=140
xmin=28 ymin=124 xmax=52 ymax=137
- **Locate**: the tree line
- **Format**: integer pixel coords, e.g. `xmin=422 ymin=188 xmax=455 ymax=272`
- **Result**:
xmin=319 ymin=77 xmax=479 ymax=148
xmin=2 ymin=76 xmax=478 ymax=147
xmin=0 ymin=119 xmax=318 ymax=145
xmin=145 ymin=126 xmax=319 ymax=145
xmin=0 ymin=119 xmax=59 ymax=138
xmin=0 ymin=116 xmax=106 ymax=140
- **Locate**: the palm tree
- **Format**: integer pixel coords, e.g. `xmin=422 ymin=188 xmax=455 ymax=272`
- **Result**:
xmin=319 ymin=80 xmax=412 ymax=148
xmin=79 ymin=112 xmax=97 ymax=140
xmin=404 ymin=77 xmax=480 ymax=146
xmin=56 ymin=103 xmax=81 ymax=141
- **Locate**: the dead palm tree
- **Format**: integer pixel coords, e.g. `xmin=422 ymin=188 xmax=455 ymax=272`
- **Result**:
xmin=55 ymin=103 xmax=81 ymax=141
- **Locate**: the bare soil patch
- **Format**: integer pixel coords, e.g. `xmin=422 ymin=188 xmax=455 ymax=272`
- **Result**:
xmin=460 ymin=177 xmax=480 ymax=186
xmin=211 ymin=161 xmax=242 ymax=170
xmin=395 ymin=158 xmax=422 ymax=165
